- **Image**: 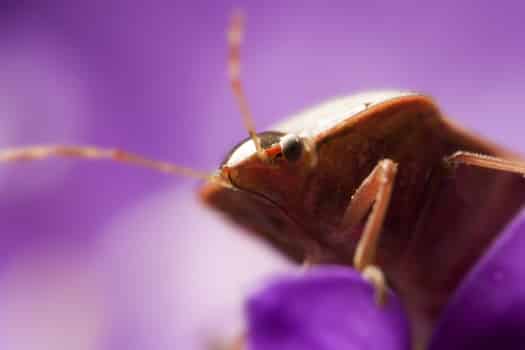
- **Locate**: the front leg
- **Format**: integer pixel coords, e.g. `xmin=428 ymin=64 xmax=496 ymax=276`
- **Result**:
xmin=445 ymin=151 xmax=525 ymax=175
xmin=339 ymin=159 xmax=398 ymax=304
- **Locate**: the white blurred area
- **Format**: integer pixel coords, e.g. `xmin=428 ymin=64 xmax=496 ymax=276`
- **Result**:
xmin=0 ymin=248 xmax=107 ymax=350
xmin=97 ymin=185 xmax=293 ymax=349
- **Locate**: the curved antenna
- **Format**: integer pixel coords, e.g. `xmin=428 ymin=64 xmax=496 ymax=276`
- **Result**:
xmin=227 ymin=10 xmax=264 ymax=159
xmin=0 ymin=145 xmax=232 ymax=188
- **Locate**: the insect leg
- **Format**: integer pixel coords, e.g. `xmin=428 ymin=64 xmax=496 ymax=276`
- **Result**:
xmin=445 ymin=151 xmax=525 ymax=175
xmin=0 ymin=145 xmax=226 ymax=185
xmin=339 ymin=159 xmax=398 ymax=304
xmin=341 ymin=159 xmax=398 ymax=269
xmin=362 ymin=265 xmax=388 ymax=306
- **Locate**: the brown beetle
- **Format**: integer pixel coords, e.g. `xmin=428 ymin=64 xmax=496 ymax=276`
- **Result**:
xmin=1 ymin=12 xmax=524 ymax=348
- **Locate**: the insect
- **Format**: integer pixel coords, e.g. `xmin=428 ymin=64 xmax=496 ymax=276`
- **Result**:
xmin=2 ymin=12 xmax=525 ymax=349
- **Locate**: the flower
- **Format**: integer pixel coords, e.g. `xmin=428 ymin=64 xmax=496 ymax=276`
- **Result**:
xmin=244 ymin=209 xmax=525 ymax=350
xmin=246 ymin=267 xmax=410 ymax=350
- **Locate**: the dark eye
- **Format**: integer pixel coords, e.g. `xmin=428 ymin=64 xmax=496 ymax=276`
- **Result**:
xmin=280 ymin=134 xmax=303 ymax=162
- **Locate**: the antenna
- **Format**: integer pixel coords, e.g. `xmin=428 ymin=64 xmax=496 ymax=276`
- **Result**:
xmin=0 ymin=145 xmax=231 ymax=188
xmin=227 ymin=10 xmax=264 ymax=159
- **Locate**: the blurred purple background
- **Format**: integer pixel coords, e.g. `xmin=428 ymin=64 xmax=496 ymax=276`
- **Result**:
xmin=0 ymin=1 xmax=524 ymax=349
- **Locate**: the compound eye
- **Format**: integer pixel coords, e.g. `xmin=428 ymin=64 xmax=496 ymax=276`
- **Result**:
xmin=279 ymin=134 xmax=303 ymax=162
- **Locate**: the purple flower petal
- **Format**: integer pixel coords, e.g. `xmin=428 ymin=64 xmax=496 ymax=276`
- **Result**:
xmin=430 ymin=210 xmax=525 ymax=349
xmin=246 ymin=266 xmax=410 ymax=350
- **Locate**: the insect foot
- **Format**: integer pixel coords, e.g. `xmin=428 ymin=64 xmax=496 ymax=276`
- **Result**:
xmin=362 ymin=264 xmax=389 ymax=306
